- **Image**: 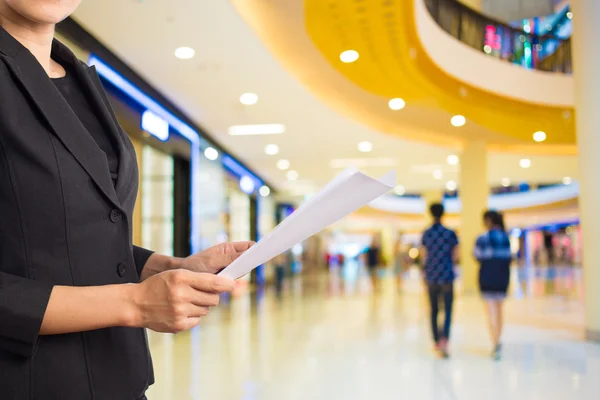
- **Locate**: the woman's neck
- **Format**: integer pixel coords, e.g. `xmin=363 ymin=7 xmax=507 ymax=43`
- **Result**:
xmin=0 ymin=7 xmax=63 ymax=77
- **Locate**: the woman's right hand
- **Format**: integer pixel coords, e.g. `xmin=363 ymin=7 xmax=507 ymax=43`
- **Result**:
xmin=130 ymin=269 xmax=234 ymax=333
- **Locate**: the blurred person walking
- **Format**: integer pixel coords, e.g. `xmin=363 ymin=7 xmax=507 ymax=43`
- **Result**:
xmin=366 ymin=235 xmax=382 ymax=291
xmin=0 ymin=2 xmax=251 ymax=398
xmin=474 ymin=210 xmax=512 ymax=360
xmin=421 ymin=203 xmax=459 ymax=358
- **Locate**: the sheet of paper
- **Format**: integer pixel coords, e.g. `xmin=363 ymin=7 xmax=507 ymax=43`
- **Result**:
xmin=218 ymin=168 xmax=396 ymax=280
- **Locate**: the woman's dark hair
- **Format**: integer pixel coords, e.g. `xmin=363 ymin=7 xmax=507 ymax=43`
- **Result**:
xmin=483 ymin=210 xmax=505 ymax=231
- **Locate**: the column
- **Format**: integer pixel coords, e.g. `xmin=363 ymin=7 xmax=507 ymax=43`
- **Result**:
xmin=459 ymin=141 xmax=488 ymax=292
xmin=572 ymin=0 xmax=600 ymax=341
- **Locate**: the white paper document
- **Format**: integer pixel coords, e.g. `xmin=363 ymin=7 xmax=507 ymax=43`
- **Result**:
xmin=218 ymin=168 xmax=396 ymax=280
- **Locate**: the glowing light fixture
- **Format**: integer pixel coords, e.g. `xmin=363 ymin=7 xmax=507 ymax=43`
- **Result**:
xmin=567 ymin=11 xmax=573 ymax=20
xmin=388 ymin=98 xmax=406 ymax=110
xmin=174 ymin=47 xmax=195 ymax=60
xmin=204 ymin=147 xmax=219 ymax=161
xmin=239 ymin=176 xmax=255 ymax=194
xmin=447 ymin=154 xmax=459 ymax=165
xmin=358 ymin=141 xmax=373 ymax=153
xmin=228 ymin=124 xmax=285 ymax=136
xmin=483 ymin=45 xmax=492 ymax=54
xmin=446 ymin=180 xmax=457 ymax=191
xmin=277 ymin=159 xmax=290 ymax=170
xmin=519 ymin=159 xmax=532 ymax=169
xmin=563 ymin=177 xmax=572 ymax=185
xmin=533 ymin=131 xmax=547 ymax=142
xmin=240 ymin=92 xmax=259 ymax=105
xmin=287 ymin=170 xmax=299 ymax=181
xmin=501 ymin=178 xmax=511 ymax=187
xmin=141 ymin=110 xmax=169 ymax=141
xmin=340 ymin=50 xmax=359 ymax=63
xmin=451 ymin=115 xmax=466 ymax=127
xmin=259 ymin=185 xmax=271 ymax=197
xmin=264 ymin=144 xmax=279 ymax=155
xmin=394 ymin=185 xmax=406 ymax=196
xmin=433 ymin=169 xmax=443 ymax=180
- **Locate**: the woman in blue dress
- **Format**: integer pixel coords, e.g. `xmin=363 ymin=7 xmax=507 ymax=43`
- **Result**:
xmin=474 ymin=210 xmax=512 ymax=360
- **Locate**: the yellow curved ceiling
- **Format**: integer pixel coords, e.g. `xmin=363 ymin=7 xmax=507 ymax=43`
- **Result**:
xmin=304 ymin=0 xmax=575 ymax=147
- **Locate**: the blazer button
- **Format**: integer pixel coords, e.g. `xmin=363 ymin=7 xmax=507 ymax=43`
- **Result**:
xmin=109 ymin=209 xmax=123 ymax=223
xmin=117 ymin=262 xmax=127 ymax=278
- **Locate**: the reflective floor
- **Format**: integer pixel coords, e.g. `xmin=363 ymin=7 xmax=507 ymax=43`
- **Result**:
xmin=146 ymin=265 xmax=599 ymax=399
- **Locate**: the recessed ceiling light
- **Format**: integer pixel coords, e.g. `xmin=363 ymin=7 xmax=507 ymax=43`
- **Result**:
xmin=563 ymin=177 xmax=572 ymax=185
xmin=394 ymin=185 xmax=406 ymax=196
xmin=228 ymin=124 xmax=285 ymax=136
xmin=450 ymin=115 xmax=466 ymax=127
xmin=447 ymin=154 xmax=459 ymax=165
xmin=174 ymin=46 xmax=195 ymax=60
xmin=259 ymin=185 xmax=271 ymax=197
xmin=388 ymin=98 xmax=406 ymax=110
xmin=277 ymin=159 xmax=290 ymax=170
xmin=501 ymin=178 xmax=511 ymax=187
xmin=533 ymin=131 xmax=547 ymax=142
xmin=433 ymin=169 xmax=443 ymax=180
xmin=240 ymin=92 xmax=259 ymax=105
xmin=340 ymin=50 xmax=359 ymax=63
xmin=446 ymin=180 xmax=457 ymax=191
xmin=287 ymin=170 xmax=299 ymax=181
xmin=204 ymin=147 xmax=219 ymax=161
xmin=239 ymin=176 xmax=255 ymax=194
xmin=519 ymin=158 xmax=531 ymax=169
xmin=264 ymin=144 xmax=279 ymax=155
xmin=358 ymin=141 xmax=373 ymax=153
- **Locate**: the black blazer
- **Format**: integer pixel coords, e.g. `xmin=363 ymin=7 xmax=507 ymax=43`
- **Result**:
xmin=0 ymin=27 xmax=154 ymax=399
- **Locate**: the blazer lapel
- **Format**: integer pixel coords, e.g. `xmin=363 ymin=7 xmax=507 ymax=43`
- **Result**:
xmin=1 ymin=30 xmax=121 ymax=208
xmin=76 ymin=62 xmax=135 ymax=201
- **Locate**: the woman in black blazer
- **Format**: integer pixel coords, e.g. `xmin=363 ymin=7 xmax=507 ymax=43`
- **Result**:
xmin=0 ymin=2 xmax=252 ymax=399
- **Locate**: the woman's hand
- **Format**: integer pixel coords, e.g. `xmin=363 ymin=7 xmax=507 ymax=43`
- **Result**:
xmin=180 ymin=241 xmax=254 ymax=274
xmin=140 ymin=242 xmax=254 ymax=281
xmin=130 ymin=269 xmax=234 ymax=333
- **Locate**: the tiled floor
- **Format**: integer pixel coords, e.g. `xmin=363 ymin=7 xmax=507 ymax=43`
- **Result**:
xmin=145 ymin=265 xmax=599 ymax=399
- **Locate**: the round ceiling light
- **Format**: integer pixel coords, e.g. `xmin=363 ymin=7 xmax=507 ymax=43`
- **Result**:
xmin=240 ymin=92 xmax=259 ymax=105
xmin=287 ymin=170 xmax=299 ymax=181
xmin=277 ymin=159 xmax=290 ymax=170
xmin=519 ymin=158 xmax=532 ymax=169
xmin=265 ymin=144 xmax=279 ymax=155
xmin=340 ymin=50 xmax=359 ymax=63
xmin=501 ymin=178 xmax=511 ymax=187
xmin=433 ymin=169 xmax=443 ymax=180
xmin=259 ymin=185 xmax=271 ymax=197
xmin=446 ymin=181 xmax=457 ymax=191
xmin=239 ymin=176 xmax=255 ymax=194
xmin=174 ymin=46 xmax=196 ymax=60
xmin=447 ymin=154 xmax=459 ymax=165
xmin=204 ymin=147 xmax=219 ymax=161
xmin=358 ymin=141 xmax=373 ymax=153
xmin=388 ymin=98 xmax=406 ymax=110
xmin=533 ymin=131 xmax=547 ymax=142
xmin=450 ymin=115 xmax=466 ymax=127
xmin=394 ymin=185 xmax=406 ymax=196
xmin=563 ymin=177 xmax=572 ymax=185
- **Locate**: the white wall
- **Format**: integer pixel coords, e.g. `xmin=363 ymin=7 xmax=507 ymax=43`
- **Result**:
xmin=415 ymin=0 xmax=573 ymax=107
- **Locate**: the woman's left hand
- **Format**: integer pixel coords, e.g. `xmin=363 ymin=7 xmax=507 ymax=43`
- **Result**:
xmin=140 ymin=242 xmax=254 ymax=281
xmin=180 ymin=241 xmax=254 ymax=274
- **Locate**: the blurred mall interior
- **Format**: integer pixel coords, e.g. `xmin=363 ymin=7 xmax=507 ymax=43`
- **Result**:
xmin=44 ymin=0 xmax=599 ymax=398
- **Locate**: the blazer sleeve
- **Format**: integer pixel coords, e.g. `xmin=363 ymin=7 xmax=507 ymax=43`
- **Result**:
xmin=132 ymin=245 xmax=155 ymax=277
xmin=0 ymin=272 xmax=54 ymax=358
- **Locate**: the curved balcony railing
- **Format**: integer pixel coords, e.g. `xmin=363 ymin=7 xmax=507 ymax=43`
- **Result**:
xmin=424 ymin=0 xmax=572 ymax=74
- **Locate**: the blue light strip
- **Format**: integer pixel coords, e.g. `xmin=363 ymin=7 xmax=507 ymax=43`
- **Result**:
xmin=88 ymin=54 xmax=263 ymax=253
